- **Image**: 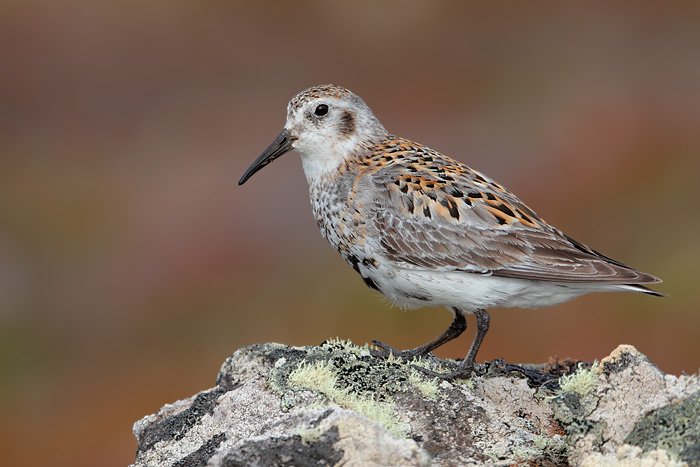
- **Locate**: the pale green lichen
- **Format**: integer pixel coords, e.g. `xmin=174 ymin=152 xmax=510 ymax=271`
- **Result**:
xmin=408 ymin=369 xmax=440 ymax=399
xmin=288 ymin=360 xmax=409 ymax=437
xmin=453 ymin=374 xmax=475 ymax=389
xmin=289 ymin=360 xmax=338 ymax=395
xmin=269 ymin=339 xmax=480 ymax=437
xmin=513 ymin=446 xmax=540 ymax=460
xmin=298 ymin=425 xmax=324 ymax=446
xmin=323 ymin=337 xmax=372 ymax=357
xmin=533 ymin=434 xmax=549 ymax=450
xmin=533 ymin=434 xmax=569 ymax=458
xmin=559 ymin=361 xmax=599 ymax=397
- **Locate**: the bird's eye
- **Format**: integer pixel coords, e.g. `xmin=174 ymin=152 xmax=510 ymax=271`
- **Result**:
xmin=314 ymin=104 xmax=329 ymax=117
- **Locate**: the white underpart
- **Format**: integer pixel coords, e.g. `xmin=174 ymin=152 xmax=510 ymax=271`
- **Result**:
xmin=297 ymin=135 xmax=360 ymax=184
xmin=363 ymin=262 xmax=615 ymax=312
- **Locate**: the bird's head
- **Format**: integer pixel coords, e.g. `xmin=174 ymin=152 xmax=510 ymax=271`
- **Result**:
xmin=239 ymin=84 xmax=387 ymax=185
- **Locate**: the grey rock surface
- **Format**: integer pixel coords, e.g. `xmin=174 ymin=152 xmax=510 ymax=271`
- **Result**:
xmin=132 ymin=342 xmax=699 ymax=467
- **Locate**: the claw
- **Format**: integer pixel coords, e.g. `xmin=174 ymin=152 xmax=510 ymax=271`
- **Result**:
xmin=370 ymin=340 xmax=413 ymax=360
xmin=371 ymin=340 xmax=434 ymax=361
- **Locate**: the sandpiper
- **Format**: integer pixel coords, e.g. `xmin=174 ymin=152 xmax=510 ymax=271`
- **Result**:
xmin=239 ymin=84 xmax=662 ymax=379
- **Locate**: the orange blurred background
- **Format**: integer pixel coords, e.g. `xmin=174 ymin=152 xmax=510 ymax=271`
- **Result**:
xmin=1 ymin=2 xmax=699 ymax=466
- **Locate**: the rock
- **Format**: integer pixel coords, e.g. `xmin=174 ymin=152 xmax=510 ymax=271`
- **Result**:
xmin=132 ymin=342 xmax=699 ymax=467
xmin=552 ymin=345 xmax=700 ymax=467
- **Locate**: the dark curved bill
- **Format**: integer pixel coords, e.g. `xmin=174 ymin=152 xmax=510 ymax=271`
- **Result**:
xmin=238 ymin=129 xmax=295 ymax=185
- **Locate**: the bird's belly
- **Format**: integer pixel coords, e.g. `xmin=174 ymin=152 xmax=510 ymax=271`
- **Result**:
xmin=366 ymin=266 xmax=592 ymax=311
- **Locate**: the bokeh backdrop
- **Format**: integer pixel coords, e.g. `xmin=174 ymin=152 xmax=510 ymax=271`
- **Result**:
xmin=1 ymin=2 xmax=699 ymax=466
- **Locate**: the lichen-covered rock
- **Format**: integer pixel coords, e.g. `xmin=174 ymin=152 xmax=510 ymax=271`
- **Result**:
xmin=552 ymin=345 xmax=700 ymax=467
xmin=132 ymin=342 xmax=699 ymax=467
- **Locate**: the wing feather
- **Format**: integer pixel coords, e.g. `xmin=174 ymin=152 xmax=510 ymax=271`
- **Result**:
xmin=360 ymin=141 xmax=661 ymax=286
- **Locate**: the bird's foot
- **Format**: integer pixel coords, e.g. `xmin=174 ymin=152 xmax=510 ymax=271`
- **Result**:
xmin=370 ymin=340 xmax=427 ymax=361
xmin=371 ymin=340 xmax=478 ymax=381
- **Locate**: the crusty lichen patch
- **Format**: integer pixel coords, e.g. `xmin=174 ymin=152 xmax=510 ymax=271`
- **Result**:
xmin=551 ymin=363 xmax=603 ymax=447
xmin=263 ymin=339 xmax=448 ymax=437
xmin=624 ymin=390 xmax=700 ymax=466
xmin=288 ymin=360 xmax=409 ymax=436
xmin=551 ymin=345 xmax=700 ymax=467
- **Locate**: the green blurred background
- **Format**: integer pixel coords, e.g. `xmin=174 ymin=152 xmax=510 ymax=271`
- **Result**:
xmin=1 ymin=2 xmax=699 ymax=465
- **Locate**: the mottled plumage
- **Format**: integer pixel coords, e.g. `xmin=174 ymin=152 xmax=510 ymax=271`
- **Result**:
xmin=239 ymin=84 xmax=662 ymax=379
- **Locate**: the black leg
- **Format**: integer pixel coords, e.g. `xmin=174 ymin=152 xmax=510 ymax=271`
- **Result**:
xmin=413 ymin=308 xmax=490 ymax=381
xmin=371 ymin=307 xmax=467 ymax=360
xmin=454 ymin=307 xmax=490 ymax=376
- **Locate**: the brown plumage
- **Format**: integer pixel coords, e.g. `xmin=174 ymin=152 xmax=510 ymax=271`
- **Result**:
xmin=239 ymin=84 xmax=662 ymax=379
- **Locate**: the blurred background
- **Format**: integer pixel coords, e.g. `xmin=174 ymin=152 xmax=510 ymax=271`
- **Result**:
xmin=1 ymin=2 xmax=699 ymax=465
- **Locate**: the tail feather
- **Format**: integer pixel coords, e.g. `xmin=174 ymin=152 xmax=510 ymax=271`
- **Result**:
xmin=620 ymin=283 xmax=665 ymax=297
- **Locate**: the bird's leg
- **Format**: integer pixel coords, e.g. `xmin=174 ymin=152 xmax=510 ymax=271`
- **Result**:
xmin=413 ymin=308 xmax=491 ymax=380
xmin=371 ymin=308 xmax=467 ymax=360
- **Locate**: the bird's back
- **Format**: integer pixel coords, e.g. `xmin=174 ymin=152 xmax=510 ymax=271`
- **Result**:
xmin=315 ymin=136 xmax=661 ymax=301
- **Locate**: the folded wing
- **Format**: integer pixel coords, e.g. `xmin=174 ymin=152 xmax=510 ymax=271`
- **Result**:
xmin=360 ymin=142 xmax=661 ymax=288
